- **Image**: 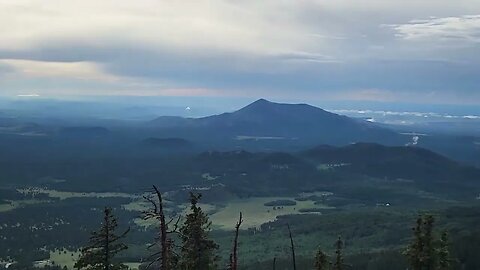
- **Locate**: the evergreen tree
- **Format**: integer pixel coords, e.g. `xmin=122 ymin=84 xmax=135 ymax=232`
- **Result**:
xmin=405 ymin=216 xmax=424 ymax=270
xmin=333 ymin=236 xmax=343 ymax=270
xmin=178 ymin=193 xmax=218 ymax=270
xmin=74 ymin=207 xmax=129 ymax=270
xmin=437 ymin=231 xmax=451 ymax=270
xmin=404 ymin=214 xmax=438 ymax=270
xmin=423 ymin=215 xmax=435 ymax=270
xmin=314 ymin=248 xmax=329 ymax=270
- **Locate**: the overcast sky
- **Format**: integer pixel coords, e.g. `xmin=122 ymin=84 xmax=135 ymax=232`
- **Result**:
xmin=0 ymin=0 xmax=479 ymax=105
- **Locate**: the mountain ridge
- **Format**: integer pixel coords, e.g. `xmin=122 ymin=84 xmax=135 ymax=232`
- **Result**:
xmin=149 ymin=99 xmax=403 ymax=146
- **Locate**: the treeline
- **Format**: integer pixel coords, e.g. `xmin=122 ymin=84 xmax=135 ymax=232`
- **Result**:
xmin=71 ymin=185 xmax=454 ymax=270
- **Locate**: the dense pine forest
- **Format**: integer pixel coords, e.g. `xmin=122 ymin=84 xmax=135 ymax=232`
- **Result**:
xmin=3 ymin=184 xmax=478 ymax=270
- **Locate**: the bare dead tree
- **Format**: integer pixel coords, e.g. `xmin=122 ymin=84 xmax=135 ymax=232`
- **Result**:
xmin=272 ymin=257 xmax=276 ymax=270
xmin=142 ymin=185 xmax=180 ymax=270
xmin=287 ymin=223 xmax=297 ymax=270
xmin=229 ymin=212 xmax=243 ymax=270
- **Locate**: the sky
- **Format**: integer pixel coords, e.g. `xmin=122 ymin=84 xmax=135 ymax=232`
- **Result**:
xmin=0 ymin=0 xmax=480 ymax=105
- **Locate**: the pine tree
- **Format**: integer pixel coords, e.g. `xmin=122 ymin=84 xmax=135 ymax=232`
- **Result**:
xmin=314 ymin=248 xmax=329 ymax=270
xmin=423 ymin=215 xmax=435 ymax=270
xmin=404 ymin=214 xmax=438 ymax=270
xmin=74 ymin=207 xmax=129 ymax=270
xmin=437 ymin=231 xmax=451 ymax=270
xmin=333 ymin=236 xmax=343 ymax=270
xmin=178 ymin=193 xmax=218 ymax=270
xmin=405 ymin=216 xmax=424 ymax=270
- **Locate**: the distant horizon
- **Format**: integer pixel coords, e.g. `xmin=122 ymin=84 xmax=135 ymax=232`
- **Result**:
xmin=2 ymin=95 xmax=480 ymax=117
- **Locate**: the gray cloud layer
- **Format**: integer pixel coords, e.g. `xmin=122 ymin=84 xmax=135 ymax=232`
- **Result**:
xmin=0 ymin=0 xmax=479 ymax=104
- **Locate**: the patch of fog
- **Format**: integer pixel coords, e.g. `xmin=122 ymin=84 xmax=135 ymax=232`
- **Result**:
xmin=406 ymin=136 xmax=419 ymax=146
xmin=400 ymin=132 xmax=428 ymax=136
xmin=333 ymin=109 xmax=480 ymax=120
xmin=462 ymin=115 xmax=480 ymax=119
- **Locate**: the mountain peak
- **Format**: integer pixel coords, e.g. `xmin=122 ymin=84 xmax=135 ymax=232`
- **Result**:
xmin=249 ymin=98 xmax=273 ymax=107
xmin=254 ymin=98 xmax=270 ymax=104
xmin=237 ymin=98 xmax=277 ymax=113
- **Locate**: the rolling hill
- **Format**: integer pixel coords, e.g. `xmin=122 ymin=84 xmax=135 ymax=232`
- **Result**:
xmin=303 ymin=143 xmax=480 ymax=184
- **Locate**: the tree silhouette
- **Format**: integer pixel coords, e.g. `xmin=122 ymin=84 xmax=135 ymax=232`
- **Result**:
xmin=333 ymin=236 xmax=344 ymax=270
xmin=178 ymin=193 xmax=218 ymax=270
xmin=314 ymin=248 xmax=329 ymax=270
xmin=74 ymin=207 xmax=129 ymax=270
xmin=229 ymin=212 xmax=243 ymax=270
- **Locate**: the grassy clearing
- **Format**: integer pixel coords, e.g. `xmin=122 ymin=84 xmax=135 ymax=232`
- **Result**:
xmin=210 ymin=197 xmax=333 ymax=230
xmin=0 ymin=200 xmax=50 ymax=212
xmin=48 ymin=249 xmax=80 ymax=269
xmin=124 ymin=262 xmax=141 ymax=270
xmin=129 ymin=196 xmax=334 ymax=230
xmin=18 ymin=188 xmax=139 ymax=200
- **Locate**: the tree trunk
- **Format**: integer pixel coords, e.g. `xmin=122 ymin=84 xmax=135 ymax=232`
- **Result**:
xmin=287 ymin=224 xmax=296 ymax=270
xmin=153 ymin=185 xmax=168 ymax=270
xmin=230 ymin=212 xmax=243 ymax=270
xmin=104 ymin=208 xmax=110 ymax=270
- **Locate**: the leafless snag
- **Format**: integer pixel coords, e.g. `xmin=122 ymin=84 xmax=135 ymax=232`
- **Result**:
xmin=272 ymin=257 xmax=276 ymax=270
xmin=142 ymin=185 xmax=180 ymax=270
xmin=287 ymin=223 xmax=297 ymax=270
xmin=229 ymin=212 xmax=243 ymax=270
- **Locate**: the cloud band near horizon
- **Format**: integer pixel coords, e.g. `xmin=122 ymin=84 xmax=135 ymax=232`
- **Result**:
xmin=0 ymin=0 xmax=479 ymax=104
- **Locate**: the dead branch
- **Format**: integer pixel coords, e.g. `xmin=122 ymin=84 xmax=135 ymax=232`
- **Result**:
xmin=229 ymin=212 xmax=243 ymax=270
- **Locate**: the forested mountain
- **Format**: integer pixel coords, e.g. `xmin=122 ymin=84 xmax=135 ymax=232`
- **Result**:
xmin=150 ymin=99 xmax=403 ymax=146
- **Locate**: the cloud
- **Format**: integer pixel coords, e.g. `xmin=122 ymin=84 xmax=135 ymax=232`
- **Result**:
xmin=0 ymin=1 xmax=322 ymax=56
xmin=0 ymin=59 xmax=118 ymax=82
xmin=388 ymin=15 xmax=480 ymax=43
xmin=0 ymin=1 xmax=480 ymax=104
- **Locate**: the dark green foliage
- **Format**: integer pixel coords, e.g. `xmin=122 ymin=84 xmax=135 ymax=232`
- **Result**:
xmin=437 ymin=231 xmax=451 ymax=270
xmin=405 ymin=217 xmax=425 ymax=270
xmin=314 ymin=248 xmax=329 ymax=270
xmin=405 ymin=215 xmax=454 ymax=270
xmin=405 ymin=215 xmax=438 ymax=270
xmin=423 ymin=215 xmax=435 ymax=270
xmin=178 ymin=193 xmax=218 ymax=270
xmin=74 ymin=207 xmax=129 ymax=270
xmin=333 ymin=236 xmax=344 ymax=270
